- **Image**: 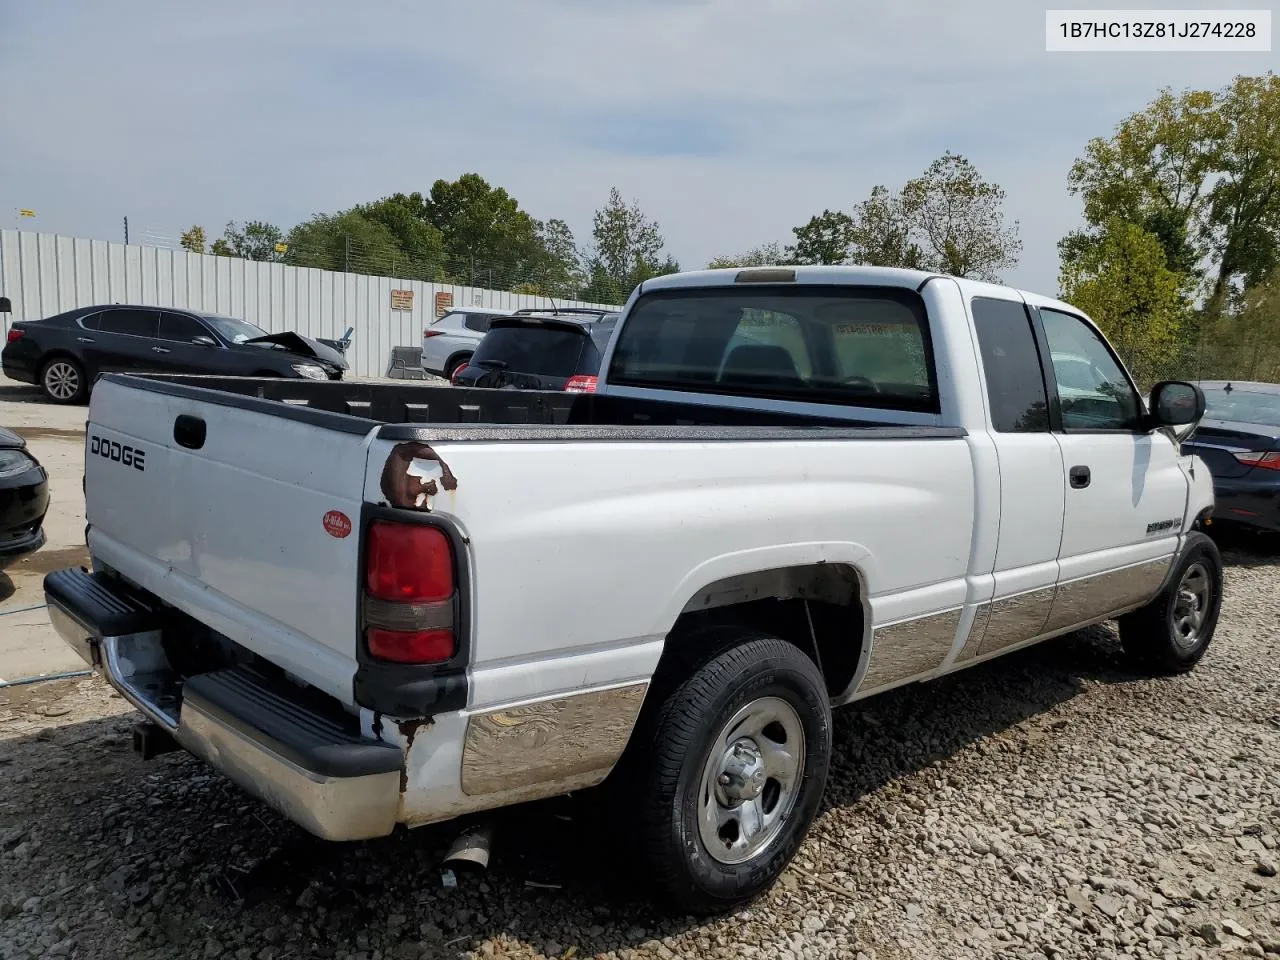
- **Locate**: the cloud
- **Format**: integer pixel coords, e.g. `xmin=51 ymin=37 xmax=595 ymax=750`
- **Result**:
xmin=0 ymin=0 xmax=1270 ymax=291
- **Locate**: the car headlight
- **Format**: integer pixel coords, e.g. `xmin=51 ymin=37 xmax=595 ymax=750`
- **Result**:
xmin=291 ymin=363 xmax=328 ymax=381
xmin=0 ymin=449 xmax=36 ymax=479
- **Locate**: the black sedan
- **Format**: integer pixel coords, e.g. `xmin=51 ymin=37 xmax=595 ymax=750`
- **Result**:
xmin=1182 ymin=380 xmax=1280 ymax=533
xmin=0 ymin=427 xmax=49 ymax=566
xmin=2 ymin=304 xmax=347 ymax=404
xmin=451 ymin=312 xmax=619 ymax=393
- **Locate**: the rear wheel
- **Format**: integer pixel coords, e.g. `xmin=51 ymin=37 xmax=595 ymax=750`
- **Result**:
xmin=445 ymin=355 xmax=471 ymax=381
xmin=1118 ymin=531 xmax=1223 ymax=673
xmin=628 ymin=632 xmax=831 ymax=914
xmin=40 ymin=356 xmax=87 ymax=404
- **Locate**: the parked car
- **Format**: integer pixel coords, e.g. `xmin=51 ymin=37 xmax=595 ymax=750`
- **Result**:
xmin=1181 ymin=380 xmax=1280 ymax=533
xmin=2 ymin=305 xmax=347 ymax=404
xmin=421 ymin=308 xmax=519 ymax=380
xmin=46 ymin=266 xmax=1217 ymax=914
xmin=0 ymin=426 xmax=49 ymax=566
xmin=450 ymin=312 xmax=620 ymax=392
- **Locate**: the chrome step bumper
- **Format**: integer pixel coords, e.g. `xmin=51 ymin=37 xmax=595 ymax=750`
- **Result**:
xmin=43 ymin=567 xmax=403 ymax=841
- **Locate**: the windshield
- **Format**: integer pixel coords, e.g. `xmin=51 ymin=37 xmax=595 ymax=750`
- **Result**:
xmin=607 ymin=287 xmax=936 ymax=412
xmin=1203 ymin=387 xmax=1280 ymax=426
xmin=201 ymin=313 xmax=269 ymax=344
xmin=473 ymin=324 xmax=588 ymax=377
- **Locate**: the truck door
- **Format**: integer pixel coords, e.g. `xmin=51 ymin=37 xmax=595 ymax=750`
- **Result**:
xmin=1033 ymin=304 xmax=1187 ymax=632
xmin=965 ymin=294 xmax=1066 ymax=657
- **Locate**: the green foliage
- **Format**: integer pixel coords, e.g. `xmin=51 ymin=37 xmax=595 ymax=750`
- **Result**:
xmin=581 ymin=187 xmax=679 ymax=303
xmin=353 ymin=193 xmax=446 ymax=277
xmin=783 ymin=154 xmax=1019 ymax=280
xmin=179 ymin=225 xmax=206 ymax=254
xmin=1059 ymin=219 xmax=1188 ymax=387
xmin=1194 ymin=267 xmax=1280 ymax=382
xmin=423 ymin=173 xmax=547 ymax=287
xmin=286 ymin=210 xmax=419 ymax=277
xmin=212 ymin=220 xmax=285 ymax=262
xmin=707 ymin=243 xmax=787 ymax=269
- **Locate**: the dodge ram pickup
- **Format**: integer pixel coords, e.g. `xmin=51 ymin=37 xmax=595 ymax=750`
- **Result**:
xmin=46 ymin=265 xmax=1220 ymax=913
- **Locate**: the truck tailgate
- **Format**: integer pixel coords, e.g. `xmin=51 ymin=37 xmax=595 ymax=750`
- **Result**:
xmin=84 ymin=377 xmax=375 ymax=704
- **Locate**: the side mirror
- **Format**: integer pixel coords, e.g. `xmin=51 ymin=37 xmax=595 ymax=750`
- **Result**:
xmin=1149 ymin=380 xmax=1205 ymax=428
xmin=192 ymin=335 xmax=217 ymax=347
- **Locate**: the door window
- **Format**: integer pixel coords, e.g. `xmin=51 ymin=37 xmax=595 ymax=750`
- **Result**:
xmin=464 ymin=313 xmax=498 ymax=333
xmin=1038 ymin=308 xmax=1142 ymax=431
xmin=971 ymin=297 xmax=1050 ymax=432
xmin=158 ymin=312 xmax=211 ymax=343
xmin=98 ymin=308 xmax=158 ymax=338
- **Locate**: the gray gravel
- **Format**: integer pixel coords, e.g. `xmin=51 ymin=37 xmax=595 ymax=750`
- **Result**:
xmin=3 ymin=531 xmax=1279 ymax=960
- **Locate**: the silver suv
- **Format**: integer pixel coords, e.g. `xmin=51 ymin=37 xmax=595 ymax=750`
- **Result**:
xmin=422 ymin=309 xmax=518 ymax=379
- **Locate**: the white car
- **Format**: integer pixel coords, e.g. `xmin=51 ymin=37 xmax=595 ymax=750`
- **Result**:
xmin=421 ymin=308 xmax=518 ymax=379
xmin=48 ymin=265 xmax=1218 ymax=915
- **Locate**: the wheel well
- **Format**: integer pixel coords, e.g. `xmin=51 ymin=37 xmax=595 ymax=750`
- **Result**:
xmin=661 ymin=563 xmax=867 ymax=701
xmin=38 ymin=350 xmax=82 ymax=373
xmin=445 ymin=351 xmax=472 ymax=373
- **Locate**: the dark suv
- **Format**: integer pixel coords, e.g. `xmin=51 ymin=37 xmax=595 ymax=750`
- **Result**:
xmin=2 ymin=305 xmax=347 ymax=404
xmin=451 ymin=312 xmax=619 ymax=392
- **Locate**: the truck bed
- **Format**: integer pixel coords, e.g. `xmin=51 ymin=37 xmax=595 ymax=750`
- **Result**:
xmin=107 ymin=373 xmax=964 ymax=441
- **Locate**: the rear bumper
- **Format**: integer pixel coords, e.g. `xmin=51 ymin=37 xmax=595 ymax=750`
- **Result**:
xmin=1 ymin=346 xmax=38 ymax=384
xmin=44 ymin=567 xmax=403 ymax=841
xmin=1212 ymin=473 xmax=1280 ymax=533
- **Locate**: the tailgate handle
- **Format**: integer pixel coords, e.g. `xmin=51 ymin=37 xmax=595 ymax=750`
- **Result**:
xmin=174 ymin=415 xmax=206 ymax=450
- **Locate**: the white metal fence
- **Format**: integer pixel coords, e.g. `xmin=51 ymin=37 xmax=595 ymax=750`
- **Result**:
xmin=0 ymin=230 xmax=621 ymax=378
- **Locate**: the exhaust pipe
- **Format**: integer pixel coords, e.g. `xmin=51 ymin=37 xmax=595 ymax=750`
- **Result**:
xmin=132 ymin=721 xmax=180 ymax=761
xmin=441 ymin=820 xmax=494 ymax=872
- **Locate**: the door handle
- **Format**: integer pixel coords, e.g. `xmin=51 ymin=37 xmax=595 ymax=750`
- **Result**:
xmin=151 ymin=346 xmax=170 ymax=354
xmin=1069 ymin=465 xmax=1091 ymax=489
xmin=76 ymin=337 xmax=95 ymax=343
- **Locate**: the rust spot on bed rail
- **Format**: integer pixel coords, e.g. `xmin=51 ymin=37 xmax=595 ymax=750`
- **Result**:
xmin=380 ymin=441 xmax=457 ymax=511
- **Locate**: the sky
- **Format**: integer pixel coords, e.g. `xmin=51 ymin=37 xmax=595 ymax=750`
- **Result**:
xmin=0 ymin=0 xmax=1272 ymax=293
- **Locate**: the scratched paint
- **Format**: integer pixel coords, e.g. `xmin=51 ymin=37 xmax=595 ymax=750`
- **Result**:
xmin=380 ymin=442 xmax=458 ymax=511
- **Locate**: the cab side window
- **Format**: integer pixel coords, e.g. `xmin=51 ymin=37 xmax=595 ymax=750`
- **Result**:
xmin=971 ymin=297 xmax=1049 ymax=432
xmin=1039 ymin=308 xmax=1142 ymax=431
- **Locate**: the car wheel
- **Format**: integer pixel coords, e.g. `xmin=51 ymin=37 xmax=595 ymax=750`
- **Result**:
xmin=1118 ymin=531 xmax=1223 ymax=674
xmin=445 ymin=356 xmax=471 ymax=381
xmin=40 ymin=357 xmax=88 ymax=404
xmin=628 ymin=631 xmax=831 ymax=914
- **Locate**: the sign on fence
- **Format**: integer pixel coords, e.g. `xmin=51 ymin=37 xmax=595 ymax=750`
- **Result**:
xmin=434 ymin=291 xmax=453 ymax=317
xmin=391 ymin=289 xmax=414 ymax=311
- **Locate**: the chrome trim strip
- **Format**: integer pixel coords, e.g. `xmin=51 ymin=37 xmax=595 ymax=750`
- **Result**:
xmin=1042 ymin=558 xmax=1171 ymax=634
xmin=977 ymin=585 xmax=1057 ymax=658
xmin=460 ymin=681 xmax=649 ymax=796
xmin=176 ymin=702 xmax=401 ymax=841
xmin=857 ymin=608 xmax=962 ymax=692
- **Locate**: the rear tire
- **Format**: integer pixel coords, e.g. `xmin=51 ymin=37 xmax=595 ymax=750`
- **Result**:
xmin=627 ymin=632 xmax=831 ymax=914
xmin=1118 ymin=531 xmax=1223 ymax=674
xmin=445 ymin=355 xmax=471 ymax=381
xmin=40 ymin=356 xmax=87 ymax=404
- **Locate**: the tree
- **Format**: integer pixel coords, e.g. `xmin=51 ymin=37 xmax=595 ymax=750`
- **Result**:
xmin=707 ymin=243 xmax=787 ymax=269
xmin=180 ymin=225 xmax=206 ymax=254
xmin=785 ymin=154 xmax=1019 ymax=279
xmin=786 ymin=210 xmax=854 ymax=265
xmin=1064 ymin=72 xmax=1280 ymax=313
xmin=354 ymin=193 xmax=446 ymax=277
xmin=422 ymin=174 xmax=545 ymax=287
xmin=212 ymin=220 xmax=286 ymax=261
xmin=1194 ymin=266 xmax=1280 ymax=381
xmin=581 ymin=187 xmax=679 ymax=302
xmin=529 ymin=218 xmax=585 ymax=299
xmin=1059 ymin=218 xmax=1188 ymax=387
xmin=286 ymin=210 xmax=410 ymax=276
xmin=899 ymin=152 xmax=1021 ymax=279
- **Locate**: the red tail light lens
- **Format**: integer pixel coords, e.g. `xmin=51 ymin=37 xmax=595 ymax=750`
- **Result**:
xmin=450 ymin=366 xmax=466 ymax=385
xmin=1233 ymin=451 xmax=1280 ymax=471
xmin=423 ymin=329 xmax=443 ymax=338
xmin=5 ymin=329 xmax=23 ymax=344
xmin=564 ymin=375 xmax=598 ymax=393
xmin=365 ymin=521 xmax=453 ymax=602
xmin=366 ymin=627 xmax=456 ymax=664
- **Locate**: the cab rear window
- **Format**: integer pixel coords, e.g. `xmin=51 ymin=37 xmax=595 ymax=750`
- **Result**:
xmin=472 ymin=324 xmax=589 ymax=377
xmin=607 ymin=286 xmax=937 ymax=412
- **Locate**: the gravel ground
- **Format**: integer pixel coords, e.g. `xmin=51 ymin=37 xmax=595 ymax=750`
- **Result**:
xmin=2 ymin=531 xmax=1279 ymax=960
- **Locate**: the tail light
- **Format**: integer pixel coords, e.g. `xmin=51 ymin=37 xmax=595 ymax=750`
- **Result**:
xmin=564 ymin=375 xmax=598 ymax=393
xmin=5 ymin=329 xmax=23 ymax=344
xmin=423 ymin=329 xmax=444 ymax=339
xmin=363 ymin=520 xmax=457 ymax=664
xmin=1233 ymin=451 xmax=1280 ymax=471
xmin=450 ymin=366 xmax=466 ymax=385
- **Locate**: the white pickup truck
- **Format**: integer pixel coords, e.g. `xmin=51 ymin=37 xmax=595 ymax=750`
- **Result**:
xmin=47 ymin=265 xmax=1220 ymax=913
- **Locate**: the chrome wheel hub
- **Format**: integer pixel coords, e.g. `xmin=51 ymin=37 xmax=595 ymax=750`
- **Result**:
xmin=1171 ymin=561 xmax=1211 ymax=651
xmin=44 ymin=361 xmax=79 ymax=400
xmin=698 ymin=696 xmax=805 ymax=866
